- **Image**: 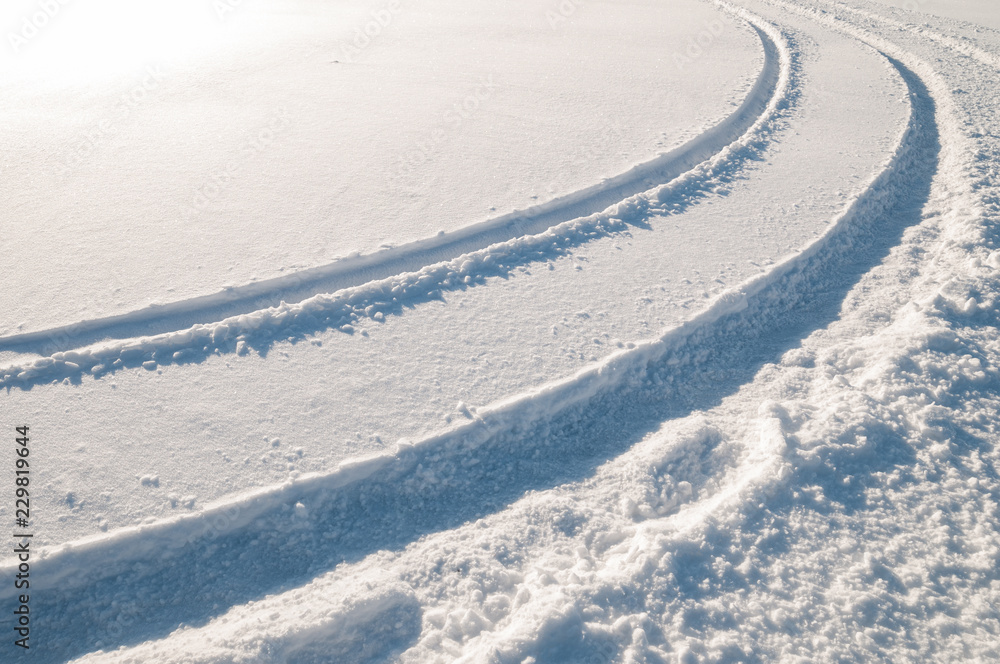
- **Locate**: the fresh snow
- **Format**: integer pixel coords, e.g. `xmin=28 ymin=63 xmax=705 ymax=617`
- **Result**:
xmin=3 ymin=0 xmax=1000 ymax=662
xmin=0 ymin=0 xmax=761 ymax=337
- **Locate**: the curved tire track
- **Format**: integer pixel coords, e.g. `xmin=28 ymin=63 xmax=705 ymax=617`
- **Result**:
xmin=0 ymin=17 xmax=780 ymax=355
xmin=813 ymin=0 xmax=1000 ymax=70
xmin=0 ymin=9 xmax=793 ymax=391
xmin=0 ymin=17 xmax=944 ymax=660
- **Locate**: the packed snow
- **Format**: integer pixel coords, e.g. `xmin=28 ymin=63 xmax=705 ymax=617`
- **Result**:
xmin=2 ymin=0 xmax=1000 ymax=662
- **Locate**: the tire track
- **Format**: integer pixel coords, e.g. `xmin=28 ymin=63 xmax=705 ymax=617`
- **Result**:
xmin=813 ymin=0 xmax=1000 ymax=70
xmin=0 ymin=9 xmax=793 ymax=391
xmin=0 ymin=13 xmax=781 ymax=356
xmin=1 ymin=15 xmax=944 ymax=659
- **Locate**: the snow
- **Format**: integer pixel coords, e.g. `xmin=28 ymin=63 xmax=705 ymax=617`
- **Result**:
xmin=3 ymin=0 xmax=1000 ymax=662
xmin=0 ymin=0 xmax=761 ymax=337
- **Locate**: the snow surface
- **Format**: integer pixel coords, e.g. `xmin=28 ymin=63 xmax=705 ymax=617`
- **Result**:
xmin=3 ymin=0 xmax=1000 ymax=662
xmin=0 ymin=0 xmax=761 ymax=336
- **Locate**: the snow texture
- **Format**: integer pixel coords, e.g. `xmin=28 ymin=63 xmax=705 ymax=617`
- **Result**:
xmin=3 ymin=0 xmax=1000 ymax=662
